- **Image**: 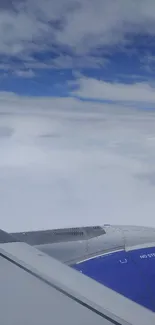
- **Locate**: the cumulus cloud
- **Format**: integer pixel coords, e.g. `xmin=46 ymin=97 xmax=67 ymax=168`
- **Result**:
xmin=1 ymin=0 xmax=155 ymax=66
xmin=72 ymin=76 xmax=155 ymax=104
xmin=0 ymin=92 xmax=155 ymax=232
xmin=13 ymin=69 xmax=35 ymax=77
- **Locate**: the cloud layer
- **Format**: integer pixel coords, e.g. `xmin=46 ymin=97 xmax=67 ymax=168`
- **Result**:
xmin=1 ymin=1 xmax=155 ymax=232
xmin=1 ymin=0 xmax=155 ymax=68
xmin=1 ymin=93 xmax=155 ymax=232
xmin=72 ymin=76 xmax=155 ymax=104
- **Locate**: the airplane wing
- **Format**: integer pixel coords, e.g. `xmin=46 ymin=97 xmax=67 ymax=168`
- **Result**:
xmin=1 ymin=228 xmax=155 ymax=325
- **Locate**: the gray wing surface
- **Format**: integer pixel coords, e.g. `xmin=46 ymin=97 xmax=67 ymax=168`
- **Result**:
xmin=0 ymin=230 xmax=155 ymax=325
xmin=11 ymin=224 xmax=155 ymax=265
xmin=11 ymin=225 xmax=106 ymax=244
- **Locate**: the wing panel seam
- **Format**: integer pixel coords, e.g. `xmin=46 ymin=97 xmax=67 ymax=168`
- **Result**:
xmin=0 ymin=252 xmax=124 ymax=325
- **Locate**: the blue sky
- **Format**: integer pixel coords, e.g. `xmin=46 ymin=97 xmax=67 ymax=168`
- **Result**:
xmin=1 ymin=37 xmax=155 ymax=98
xmin=2 ymin=1 xmax=155 ymax=231
xmin=1 ymin=0 xmax=155 ymax=103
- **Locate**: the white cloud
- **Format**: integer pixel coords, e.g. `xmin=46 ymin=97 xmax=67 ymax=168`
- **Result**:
xmin=13 ymin=69 xmax=35 ymax=77
xmin=1 ymin=92 xmax=155 ymax=232
xmin=72 ymin=76 xmax=155 ymax=104
xmin=1 ymin=0 xmax=155 ymax=59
